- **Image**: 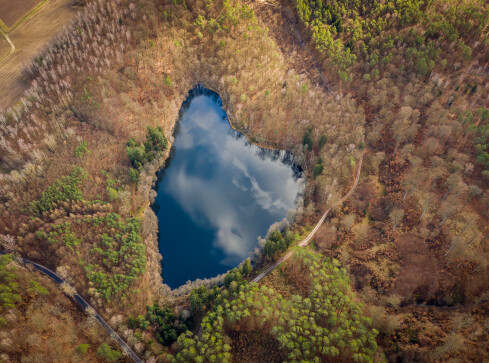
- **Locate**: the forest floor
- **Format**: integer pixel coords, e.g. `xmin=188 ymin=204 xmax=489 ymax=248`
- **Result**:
xmin=253 ymin=3 xmax=489 ymax=362
xmin=252 ymin=1 xmax=333 ymax=93
xmin=1 ymin=260 xmax=126 ymax=362
xmin=0 ymin=0 xmax=78 ymax=110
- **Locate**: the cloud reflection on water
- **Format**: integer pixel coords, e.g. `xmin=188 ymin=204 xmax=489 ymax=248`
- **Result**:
xmin=156 ymin=92 xmax=302 ymax=279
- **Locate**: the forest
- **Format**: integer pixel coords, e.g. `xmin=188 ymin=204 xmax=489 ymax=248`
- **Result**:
xmin=0 ymin=0 xmax=488 ymax=361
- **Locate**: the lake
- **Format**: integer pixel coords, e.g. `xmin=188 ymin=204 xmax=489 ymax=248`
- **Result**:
xmin=153 ymin=87 xmax=302 ymax=288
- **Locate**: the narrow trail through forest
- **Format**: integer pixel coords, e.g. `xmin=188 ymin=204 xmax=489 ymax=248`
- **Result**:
xmin=252 ymin=150 xmax=365 ymax=283
xmin=0 ymin=251 xmax=142 ymax=363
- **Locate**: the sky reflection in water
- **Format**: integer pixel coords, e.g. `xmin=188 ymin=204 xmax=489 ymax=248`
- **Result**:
xmin=153 ymin=90 xmax=302 ymax=288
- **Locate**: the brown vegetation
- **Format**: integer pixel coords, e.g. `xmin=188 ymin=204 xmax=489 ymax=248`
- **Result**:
xmin=0 ymin=256 xmax=124 ymax=362
xmin=1 ymin=0 xmax=489 ymax=361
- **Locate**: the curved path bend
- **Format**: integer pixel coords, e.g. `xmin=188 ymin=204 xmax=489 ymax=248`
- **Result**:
xmin=0 ymin=251 xmax=142 ymax=363
xmin=252 ymin=150 xmax=365 ymax=283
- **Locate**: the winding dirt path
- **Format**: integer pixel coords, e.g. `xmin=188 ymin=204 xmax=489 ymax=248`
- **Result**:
xmin=252 ymin=150 xmax=365 ymax=283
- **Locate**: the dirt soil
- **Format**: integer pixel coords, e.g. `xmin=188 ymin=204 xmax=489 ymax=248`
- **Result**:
xmin=0 ymin=35 xmax=9 ymax=59
xmin=229 ymin=330 xmax=284 ymax=363
xmin=0 ymin=0 xmax=79 ymax=110
xmin=0 ymin=0 xmax=42 ymax=28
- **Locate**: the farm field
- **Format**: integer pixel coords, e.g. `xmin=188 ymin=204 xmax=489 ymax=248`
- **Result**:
xmin=0 ymin=0 xmax=42 ymax=28
xmin=0 ymin=0 xmax=78 ymax=110
xmin=0 ymin=34 xmax=10 ymax=60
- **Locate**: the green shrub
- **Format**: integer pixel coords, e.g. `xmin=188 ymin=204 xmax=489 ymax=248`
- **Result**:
xmin=190 ymin=285 xmax=223 ymax=313
xmin=263 ymin=230 xmax=295 ymax=261
xmin=241 ymin=258 xmax=252 ymax=277
xmin=128 ymin=168 xmax=140 ymax=183
xmin=74 ymin=141 xmax=88 ymax=158
xmin=164 ymin=75 xmax=172 ymax=87
xmin=145 ymin=303 xmax=193 ymax=346
xmin=107 ymin=187 xmax=118 ymax=201
xmin=77 ymin=344 xmax=90 ymax=355
xmin=126 ymin=127 xmax=168 ymax=170
xmin=313 ymin=163 xmax=324 ymax=179
xmin=318 ymin=134 xmax=328 ymax=149
xmin=84 ymin=215 xmax=146 ymax=300
xmin=0 ymin=254 xmax=21 ymax=312
xmin=97 ymin=343 xmax=121 ymax=362
xmin=28 ymin=281 xmax=49 ymax=296
xmin=223 ymin=268 xmax=243 ymax=288
xmin=126 ymin=143 xmax=146 ymax=169
xmin=28 ymin=167 xmax=87 ymax=215
xmin=302 ymin=127 xmax=313 ymax=151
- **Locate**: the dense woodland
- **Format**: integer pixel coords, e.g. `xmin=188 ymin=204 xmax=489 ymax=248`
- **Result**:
xmin=0 ymin=254 xmax=125 ymax=361
xmin=0 ymin=0 xmax=488 ymax=361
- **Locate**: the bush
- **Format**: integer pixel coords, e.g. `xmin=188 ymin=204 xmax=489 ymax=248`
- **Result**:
xmin=459 ymin=42 xmax=472 ymax=61
xmin=84 ymin=215 xmax=146 ymax=300
xmin=223 ymin=268 xmax=243 ymax=288
xmin=126 ymin=127 xmax=168 ymax=170
xmin=318 ymin=134 xmax=328 ymax=149
xmin=190 ymin=285 xmax=222 ymax=313
xmin=164 ymin=75 xmax=172 ymax=87
xmin=126 ymin=143 xmax=146 ymax=169
xmin=241 ymin=258 xmax=252 ymax=277
xmin=28 ymin=281 xmax=49 ymax=296
xmin=128 ymin=314 xmax=149 ymax=330
xmin=76 ymin=344 xmax=90 ymax=355
xmin=146 ymin=303 xmax=192 ymax=346
xmin=107 ymin=187 xmax=118 ymax=201
xmin=128 ymin=168 xmax=140 ymax=183
xmin=0 ymin=254 xmax=21 ymax=311
xmin=74 ymin=141 xmax=88 ymax=158
xmin=313 ymin=163 xmax=324 ymax=179
xmin=263 ymin=230 xmax=295 ymax=261
xmin=302 ymin=127 xmax=313 ymax=151
xmin=28 ymin=167 xmax=87 ymax=215
xmin=97 ymin=343 xmax=121 ymax=362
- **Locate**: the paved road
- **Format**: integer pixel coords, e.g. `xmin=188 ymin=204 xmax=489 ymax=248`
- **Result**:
xmin=0 ymin=251 xmax=142 ymax=363
xmin=252 ymin=151 xmax=365 ymax=283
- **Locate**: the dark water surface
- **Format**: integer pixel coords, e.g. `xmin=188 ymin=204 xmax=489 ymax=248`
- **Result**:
xmin=153 ymin=88 xmax=302 ymax=288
